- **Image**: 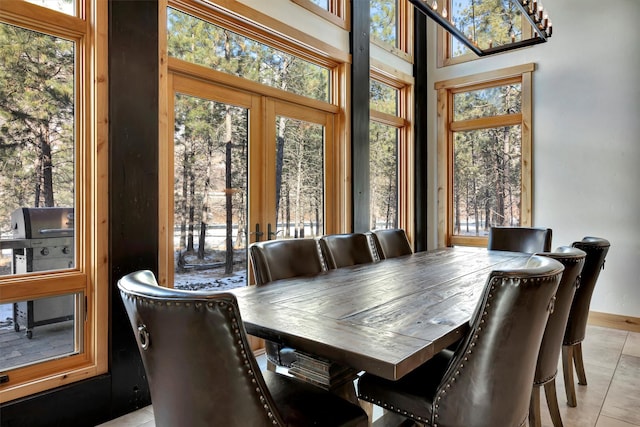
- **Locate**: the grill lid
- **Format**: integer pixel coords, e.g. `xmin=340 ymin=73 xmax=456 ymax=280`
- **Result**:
xmin=11 ymin=207 xmax=74 ymax=239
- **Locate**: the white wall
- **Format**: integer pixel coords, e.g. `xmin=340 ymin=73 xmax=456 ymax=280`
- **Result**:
xmin=426 ymin=0 xmax=640 ymax=317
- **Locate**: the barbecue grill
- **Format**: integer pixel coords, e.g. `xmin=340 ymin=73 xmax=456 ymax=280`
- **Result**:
xmin=1 ymin=207 xmax=75 ymax=338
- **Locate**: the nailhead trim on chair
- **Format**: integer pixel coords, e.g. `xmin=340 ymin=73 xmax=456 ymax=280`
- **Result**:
xmin=432 ymin=274 xmax=559 ymax=427
xmin=358 ymin=273 xmax=561 ymax=427
xmin=120 ymin=291 xmax=280 ymax=425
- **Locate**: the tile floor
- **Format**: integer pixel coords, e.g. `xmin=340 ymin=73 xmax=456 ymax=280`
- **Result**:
xmin=97 ymin=325 xmax=640 ymax=427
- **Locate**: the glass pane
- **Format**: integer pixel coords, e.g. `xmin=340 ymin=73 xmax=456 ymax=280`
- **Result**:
xmin=453 ymin=83 xmax=521 ymax=121
xmin=370 ymin=0 xmax=398 ymax=47
xmin=173 ymin=93 xmax=248 ymax=291
xmin=167 ymin=8 xmax=331 ymax=103
xmin=450 ymin=0 xmax=524 ymax=56
xmin=452 ymin=125 xmax=521 ymax=236
xmin=370 ymin=122 xmax=398 ymax=230
xmin=0 ymin=23 xmax=76 ymax=277
xmin=24 ymin=0 xmax=75 ymax=16
xmin=370 ymin=79 xmax=398 ymax=115
xmin=275 ymin=116 xmax=324 ymax=239
xmin=0 ymin=293 xmax=81 ymax=371
xmin=310 ymin=0 xmax=330 ymax=9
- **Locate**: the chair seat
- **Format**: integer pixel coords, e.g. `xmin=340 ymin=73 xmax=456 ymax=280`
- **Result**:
xmin=264 ymin=370 xmax=368 ymax=426
xmin=358 ymin=350 xmax=453 ymax=423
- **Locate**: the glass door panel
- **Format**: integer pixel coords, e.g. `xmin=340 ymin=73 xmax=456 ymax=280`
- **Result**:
xmin=274 ymin=116 xmax=324 ymax=240
xmin=168 ymin=77 xmax=255 ymax=292
xmin=266 ymin=101 xmax=334 ymax=242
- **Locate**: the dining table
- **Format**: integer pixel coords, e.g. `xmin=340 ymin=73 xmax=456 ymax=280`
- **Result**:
xmin=231 ymin=246 xmax=532 ymax=402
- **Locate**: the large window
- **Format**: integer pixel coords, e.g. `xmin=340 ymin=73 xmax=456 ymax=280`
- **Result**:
xmin=437 ymin=0 xmax=533 ymax=67
xmin=369 ymin=66 xmax=413 ymax=234
xmin=0 ymin=0 xmax=107 ymax=402
xmin=435 ymin=64 xmax=533 ymax=247
xmin=160 ymin=3 xmax=346 ymax=292
xmin=370 ymin=0 xmax=412 ymax=57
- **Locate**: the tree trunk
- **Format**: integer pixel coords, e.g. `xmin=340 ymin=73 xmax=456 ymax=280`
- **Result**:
xmin=225 ymin=119 xmax=234 ymax=274
xmin=41 ymin=127 xmax=55 ymax=207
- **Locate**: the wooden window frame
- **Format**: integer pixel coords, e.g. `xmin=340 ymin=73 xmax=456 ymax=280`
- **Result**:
xmin=159 ymin=0 xmax=351 ymax=289
xmin=0 ymin=0 xmax=108 ymax=402
xmin=435 ymin=64 xmax=534 ymax=248
xmin=290 ymin=0 xmax=349 ymax=30
xmin=370 ymin=62 xmax=414 ymax=243
xmin=371 ymin=0 xmax=414 ymax=61
xmin=436 ymin=0 xmax=533 ymax=68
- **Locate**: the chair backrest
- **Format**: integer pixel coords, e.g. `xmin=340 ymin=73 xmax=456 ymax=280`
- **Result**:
xmin=319 ymin=233 xmax=376 ymax=269
xmin=434 ymin=255 xmax=564 ymax=427
xmin=487 ymin=226 xmax=553 ymax=253
xmin=370 ymin=228 xmax=413 ymax=260
xmin=118 ymin=270 xmax=285 ymax=427
xmin=534 ymin=246 xmax=586 ymax=385
xmin=564 ymin=236 xmax=610 ymax=345
xmin=249 ymin=239 xmax=325 ymax=285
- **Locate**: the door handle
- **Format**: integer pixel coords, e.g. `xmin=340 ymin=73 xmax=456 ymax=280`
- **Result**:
xmin=250 ymin=223 xmax=264 ymax=242
xmin=267 ymin=223 xmax=282 ymax=240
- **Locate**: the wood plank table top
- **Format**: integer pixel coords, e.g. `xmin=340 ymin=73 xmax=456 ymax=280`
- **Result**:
xmin=231 ymin=246 xmax=531 ymax=381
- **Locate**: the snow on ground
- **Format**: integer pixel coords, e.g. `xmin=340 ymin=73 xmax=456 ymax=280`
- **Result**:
xmin=173 ymin=269 xmax=247 ymax=291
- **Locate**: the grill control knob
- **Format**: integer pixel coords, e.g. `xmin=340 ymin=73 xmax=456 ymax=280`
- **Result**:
xmin=62 ymin=247 xmax=70 ymax=254
xmin=40 ymin=248 xmax=49 ymax=256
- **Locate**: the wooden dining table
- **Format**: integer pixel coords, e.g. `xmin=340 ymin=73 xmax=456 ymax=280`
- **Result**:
xmin=231 ymin=246 xmax=532 ymax=399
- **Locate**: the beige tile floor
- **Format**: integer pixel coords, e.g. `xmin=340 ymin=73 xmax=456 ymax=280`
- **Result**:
xmin=98 ymin=325 xmax=640 ymax=427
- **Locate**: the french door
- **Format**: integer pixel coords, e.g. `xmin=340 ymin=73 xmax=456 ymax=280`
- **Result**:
xmin=159 ymin=74 xmax=339 ymax=290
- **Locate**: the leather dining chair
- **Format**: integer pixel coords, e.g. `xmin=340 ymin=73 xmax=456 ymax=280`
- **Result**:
xmin=562 ymin=236 xmax=611 ymax=407
xmin=358 ymin=255 xmax=564 ymax=427
xmin=488 ymin=226 xmax=553 ymax=253
xmin=370 ymin=228 xmax=413 ymax=260
xmin=319 ymin=233 xmax=376 ymax=269
xmin=118 ymin=270 xmax=368 ymax=427
xmin=249 ymin=238 xmax=326 ymax=371
xmin=530 ymin=247 xmax=586 ymax=427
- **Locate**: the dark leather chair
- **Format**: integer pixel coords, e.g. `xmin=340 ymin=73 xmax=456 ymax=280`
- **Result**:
xmin=118 ymin=270 xmax=368 ymax=427
xmin=370 ymin=228 xmax=413 ymax=260
xmin=530 ymin=247 xmax=586 ymax=427
xmin=488 ymin=226 xmax=553 ymax=253
xmin=357 ymin=255 xmax=564 ymax=427
xmin=249 ymin=239 xmax=326 ymax=371
xmin=319 ymin=233 xmax=376 ymax=269
xmin=562 ymin=236 xmax=610 ymax=407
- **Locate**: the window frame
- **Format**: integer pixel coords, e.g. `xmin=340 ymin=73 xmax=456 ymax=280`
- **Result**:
xmin=290 ymin=0 xmax=349 ymax=30
xmin=370 ymin=0 xmax=414 ymax=61
xmin=369 ymin=62 xmax=414 ymax=240
xmin=160 ymin=0 xmax=351 ymax=290
xmin=0 ymin=0 xmax=108 ymax=402
xmin=435 ymin=64 xmax=534 ymax=248
xmin=436 ymin=0 xmax=533 ymax=68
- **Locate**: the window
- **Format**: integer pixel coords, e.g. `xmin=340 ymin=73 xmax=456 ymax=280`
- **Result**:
xmin=435 ymin=64 xmax=533 ymax=247
xmin=369 ymin=66 xmax=413 ymax=233
xmin=160 ymin=2 xmax=347 ymax=293
xmin=0 ymin=0 xmax=107 ymax=401
xmin=168 ymin=8 xmax=331 ymax=103
xmin=290 ymin=0 xmax=348 ymax=28
xmin=370 ymin=0 xmax=412 ymax=58
xmin=437 ymin=0 xmax=532 ymax=67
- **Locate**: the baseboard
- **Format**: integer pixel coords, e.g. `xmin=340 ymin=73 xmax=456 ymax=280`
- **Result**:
xmin=588 ymin=311 xmax=640 ymax=333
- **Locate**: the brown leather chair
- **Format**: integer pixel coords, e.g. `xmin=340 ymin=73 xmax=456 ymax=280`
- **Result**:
xmin=118 ymin=270 xmax=368 ymax=427
xmin=370 ymin=228 xmax=413 ymax=260
xmin=357 ymin=255 xmax=564 ymax=427
xmin=319 ymin=233 xmax=376 ymax=269
xmin=249 ymin=239 xmax=326 ymax=371
xmin=488 ymin=226 xmax=553 ymax=253
xmin=529 ymin=247 xmax=586 ymax=427
xmin=562 ymin=236 xmax=610 ymax=407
